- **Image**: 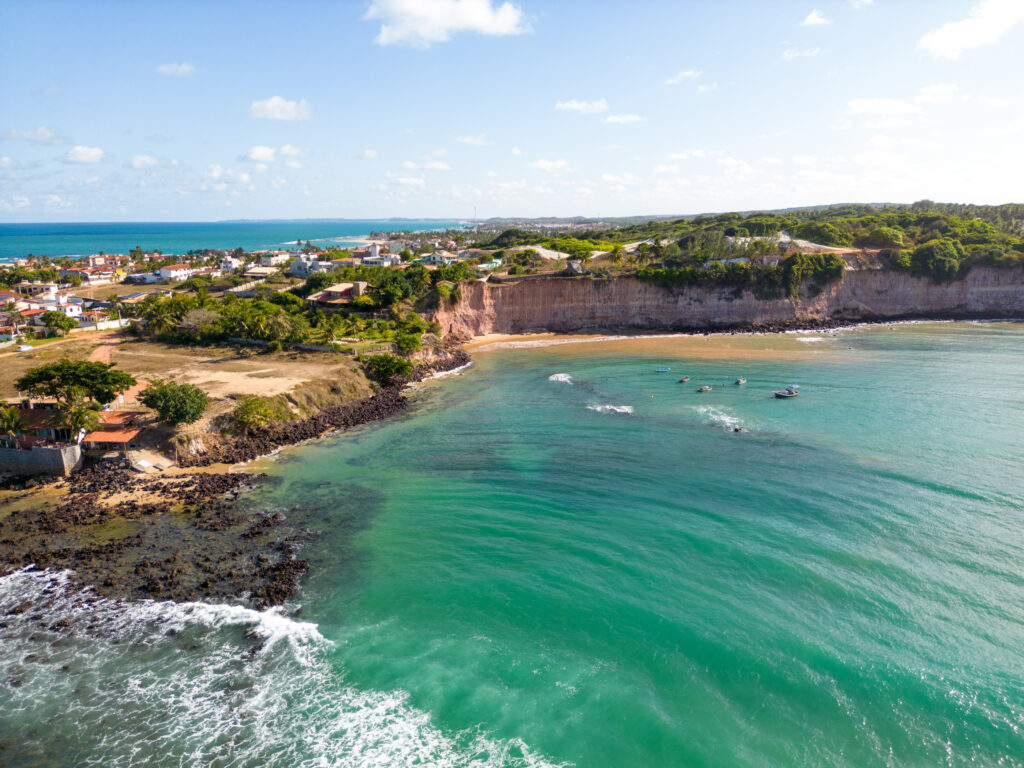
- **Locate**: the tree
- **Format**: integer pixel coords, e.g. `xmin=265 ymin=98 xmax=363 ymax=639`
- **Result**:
xmin=610 ymin=244 xmax=625 ymax=265
xmin=59 ymin=399 xmax=101 ymax=436
xmin=139 ymin=379 xmax=209 ymax=425
xmin=0 ymin=406 xmax=26 ymax=447
xmin=15 ymin=359 xmax=137 ymax=405
xmin=362 ymin=353 xmax=412 ymax=384
xmin=43 ymin=310 xmax=78 ymax=337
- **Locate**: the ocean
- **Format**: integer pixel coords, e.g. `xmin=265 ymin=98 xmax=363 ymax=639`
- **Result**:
xmin=0 ymin=220 xmax=465 ymax=262
xmin=2 ymin=322 xmax=1024 ymax=767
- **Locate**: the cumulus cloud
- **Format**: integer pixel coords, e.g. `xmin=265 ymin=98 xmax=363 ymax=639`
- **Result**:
xmin=1 ymin=126 xmax=63 ymax=144
xmin=362 ymin=149 xmax=377 ymax=159
xmin=64 ymin=145 xmax=105 ymax=164
xmin=601 ymin=172 xmax=640 ymax=186
xmin=665 ymin=69 xmax=701 ymax=85
xmin=529 ymin=158 xmax=570 ymax=174
xmin=249 ymin=96 xmax=313 ymax=120
xmin=667 ymin=149 xmax=707 ymax=160
xmin=511 ymin=146 xmax=522 ymax=155
xmin=782 ymin=47 xmax=821 ymax=60
xmin=850 ymin=0 xmax=872 ymax=7
xmin=246 ymin=145 xmax=277 ymax=163
xmin=395 ymin=176 xmax=426 ymax=188
xmin=654 ymin=163 xmax=679 ymax=174
xmin=801 ymin=9 xmax=829 ymax=25
xmin=555 ymin=98 xmax=608 ymax=114
xmin=280 ymin=144 xmax=305 ymax=157
xmin=425 ymin=160 xmax=451 ymax=170
xmin=697 ymin=82 xmax=719 ymax=93
xmin=914 ymin=83 xmax=961 ymax=104
xmin=130 ymin=154 xmax=159 ymax=169
xmin=0 ymin=156 xmax=13 ymax=169
xmin=603 ymin=114 xmax=646 ymax=124
xmin=157 ymin=62 xmax=194 ymax=77
xmin=846 ymin=97 xmax=920 ymax=115
xmin=364 ymin=0 xmax=527 ymax=48
xmin=457 ymin=134 xmax=489 ymax=145
xmin=918 ymin=0 xmax=1024 ymax=59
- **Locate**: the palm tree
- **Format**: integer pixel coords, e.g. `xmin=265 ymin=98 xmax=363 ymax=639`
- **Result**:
xmin=0 ymin=406 xmax=26 ymax=448
xmin=59 ymin=399 xmax=101 ymax=438
xmin=610 ymin=244 xmax=625 ymax=265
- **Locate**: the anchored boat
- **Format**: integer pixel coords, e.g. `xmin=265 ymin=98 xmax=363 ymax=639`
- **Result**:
xmin=774 ymin=384 xmax=800 ymax=399
xmin=656 ymin=367 xmax=672 ymax=372
xmin=679 ymin=376 xmax=690 ymax=382
xmin=735 ymin=377 xmax=746 ymax=385
xmin=698 ymin=385 xmax=712 ymax=392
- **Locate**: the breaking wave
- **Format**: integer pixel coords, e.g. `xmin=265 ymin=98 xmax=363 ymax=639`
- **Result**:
xmin=548 ymin=373 xmax=573 ymax=384
xmin=0 ymin=569 xmax=561 ymax=768
xmin=693 ymin=405 xmax=745 ymax=431
xmin=586 ymin=404 xmax=633 ymax=414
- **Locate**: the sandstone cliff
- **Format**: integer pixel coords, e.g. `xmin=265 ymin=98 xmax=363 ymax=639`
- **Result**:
xmin=432 ymin=268 xmax=1024 ymax=339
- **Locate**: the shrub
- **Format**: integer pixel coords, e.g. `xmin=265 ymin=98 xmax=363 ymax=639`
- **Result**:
xmin=266 ymin=340 xmax=283 ymax=353
xmin=395 ymin=332 xmax=422 ymax=353
xmin=139 ymin=379 xmax=209 ymax=425
xmin=362 ymin=354 xmax=413 ymax=384
xmin=232 ymin=395 xmax=292 ymax=433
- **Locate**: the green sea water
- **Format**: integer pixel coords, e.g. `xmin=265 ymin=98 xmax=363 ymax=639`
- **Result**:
xmin=2 ymin=322 xmax=1024 ymax=767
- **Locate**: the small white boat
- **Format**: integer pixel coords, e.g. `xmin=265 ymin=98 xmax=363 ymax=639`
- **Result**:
xmin=698 ymin=385 xmax=712 ymax=392
xmin=774 ymin=384 xmax=799 ymax=399
xmin=735 ymin=377 xmax=746 ymax=385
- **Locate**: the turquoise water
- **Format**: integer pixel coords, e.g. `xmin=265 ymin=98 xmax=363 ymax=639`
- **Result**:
xmin=2 ymin=322 xmax=1024 ymax=767
xmin=0 ymin=219 xmax=464 ymax=261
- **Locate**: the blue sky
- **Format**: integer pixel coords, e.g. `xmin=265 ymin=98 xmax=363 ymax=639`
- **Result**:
xmin=0 ymin=0 xmax=1021 ymax=221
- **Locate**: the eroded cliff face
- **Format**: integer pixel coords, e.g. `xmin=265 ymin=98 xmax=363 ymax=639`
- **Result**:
xmin=432 ymin=268 xmax=1024 ymax=339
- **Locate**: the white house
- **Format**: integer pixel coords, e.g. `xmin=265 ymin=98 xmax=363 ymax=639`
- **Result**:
xmin=363 ymin=254 xmax=401 ymax=267
xmin=260 ymin=253 xmax=290 ymax=267
xmin=221 ymin=256 xmax=244 ymax=272
xmin=159 ymin=264 xmax=195 ymax=282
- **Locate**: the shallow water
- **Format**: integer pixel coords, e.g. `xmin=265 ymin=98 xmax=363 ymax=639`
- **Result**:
xmin=3 ymin=322 xmax=1024 ymax=767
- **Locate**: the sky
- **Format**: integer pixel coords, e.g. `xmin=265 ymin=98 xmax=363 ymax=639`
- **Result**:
xmin=0 ymin=0 xmax=1021 ymax=222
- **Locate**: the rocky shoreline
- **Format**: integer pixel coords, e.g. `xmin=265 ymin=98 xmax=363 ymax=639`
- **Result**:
xmin=0 ymin=349 xmax=471 ymax=611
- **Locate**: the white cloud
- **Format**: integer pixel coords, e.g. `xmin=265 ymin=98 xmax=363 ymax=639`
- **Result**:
xmin=395 ymin=176 xmax=426 ymax=188
xmin=486 ymin=170 xmax=498 ymax=177
xmin=850 ymin=0 xmax=872 ymax=7
xmin=846 ymin=97 xmax=920 ymax=116
xmin=914 ymin=83 xmax=961 ymax=104
xmin=665 ymin=69 xmax=701 ymax=85
xmin=801 ymin=9 xmax=829 ymax=25
xmin=206 ymin=164 xmax=226 ymax=180
xmin=654 ymin=163 xmax=679 ymax=174
xmin=511 ymin=146 xmax=522 ymax=155
xmin=601 ymin=172 xmax=640 ymax=186
xmin=555 ymin=98 xmax=608 ymax=114
xmin=792 ymin=155 xmax=817 ymax=165
xmin=457 ymin=134 xmax=489 ymax=145
xmin=362 ymin=149 xmax=377 ymax=159
xmin=402 ymin=160 xmax=420 ymax=169
xmin=130 ymin=154 xmax=159 ymax=169
xmin=697 ymin=82 xmax=719 ymax=93
xmin=667 ymin=149 xmax=707 ymax=160
xmin=782 ymin=47 xmax=821 ymax=60
xmin=280 ymin=144 xmax=305 ymax=157
xmin=425 ymin=160 xmax=451 ymax=170
xmin=364 ymin=0 xmax=527 ymax=48
xmin=0 ymin=156 xmax=13 ymax=169
xmin=529 ymin=158 xmax=570 ymax=174
xmin=249 ymin=96 xmax=313 ymax=120
xmin=64 ymin=145 xmax=104 ymax=164
xmin=918 ymin=0 xmax=1024 ymax=59
xmin=285 ymin=160 xmax=303 ymax=169
xmin=246 ymin=145 xmax=277 ymax=163
xmin=157 ymin=62 xmax=194 ymax=77
xmin=604 ymin=114 xmax=646 ymax=124
xmin=759 ymin=156 xmax=783 ymax=165
xmin=1 ymin=126 xmax=63 ymax=144
xmin=717 ymin=156 xmax=756 ymax=176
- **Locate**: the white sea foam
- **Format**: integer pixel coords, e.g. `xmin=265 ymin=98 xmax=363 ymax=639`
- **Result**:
xmin=586 ymin=404 xmax=633 ymax=414
xmin=693 ymin=405 xmax=744 ymax=431
xmin=548 ymin=373 xmax=573 ymax=384
xmin=795 ymin=336 xmax=826 ymax=343
xmin=0 ymin=569 xmax=563 ymax=768
xmin=424 ymin=361 xmax=473 ymax=380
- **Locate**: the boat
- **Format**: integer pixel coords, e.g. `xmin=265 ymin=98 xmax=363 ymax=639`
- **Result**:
xmin=656 ymin=367 xmax=672 ymax=372
xmin=698 ymin=385 xmax=712 ymax=392
xmin=679 ymin=376 xmax=690 ymax=382
xmin=774 ymin=384 xmax=799 ymax=399
xmin=735 ymin=377 xmax=746 ymax=385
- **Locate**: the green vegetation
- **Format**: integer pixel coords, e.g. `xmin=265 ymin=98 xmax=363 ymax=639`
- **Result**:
xmin=0 ymin=406 xmax=26 ymax=444
xmin=139 ymin=379 xmax=209 ymax=425
xmin=15 ymin=360 xmax=137 ymax=405
xmin=362 ymin=354 xmax=413 ymax=384
xmin=232 ymin=395 xmax=293 ymax=433
xmin=638 ymin=253 xmax=847 ymax=299
xmin=43 ymin=310 xmax=78 ymax=336
xmin=59 ymin=400 xmax=102 ymax=435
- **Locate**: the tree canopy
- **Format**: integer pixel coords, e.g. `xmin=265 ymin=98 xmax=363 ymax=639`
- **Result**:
xmin=139 ymin=379 xmax=209 ymax=425
xmin=15 ymin=360 xmax=137 ymax=405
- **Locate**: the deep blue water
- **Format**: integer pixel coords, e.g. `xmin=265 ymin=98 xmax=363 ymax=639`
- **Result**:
xmin=0 ymin=220 xmax=465 ymax=261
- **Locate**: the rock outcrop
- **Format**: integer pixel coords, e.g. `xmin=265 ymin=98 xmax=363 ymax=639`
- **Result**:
xmin=432 ymin=268 xmax=1024 ymax=338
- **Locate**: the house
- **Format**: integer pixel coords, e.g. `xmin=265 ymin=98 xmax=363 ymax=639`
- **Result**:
xmin=291 ymin=256 xmax=329 ymax=276
xmin=243 ymin=265 xmax=279 ymax=279
xmin=194 ymin=267 xmax=223 ymax=279
xmin=306 ymin=281 xmax=368 ymax=307
xmin=13 ymin=282 xmax=60 ymax=297
xmin=54 ymin=302 xmax=83 ymax=319
xmin=126 ymin=271 xmax=161 ymax=284
xmin=419 ymin=252 xmax=456 ymax=266
xmin=260 ymin=253 xmax=290 ymax=267
xmin=2 ymin=404 xmax=142 ymax=453
xmin=159 ymin=264 xmax=195 ymax=282
xmin=363 ymin=254 xmax=401 ymax=267
xmin=221 ymin=256 xmax=244 ymax=272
